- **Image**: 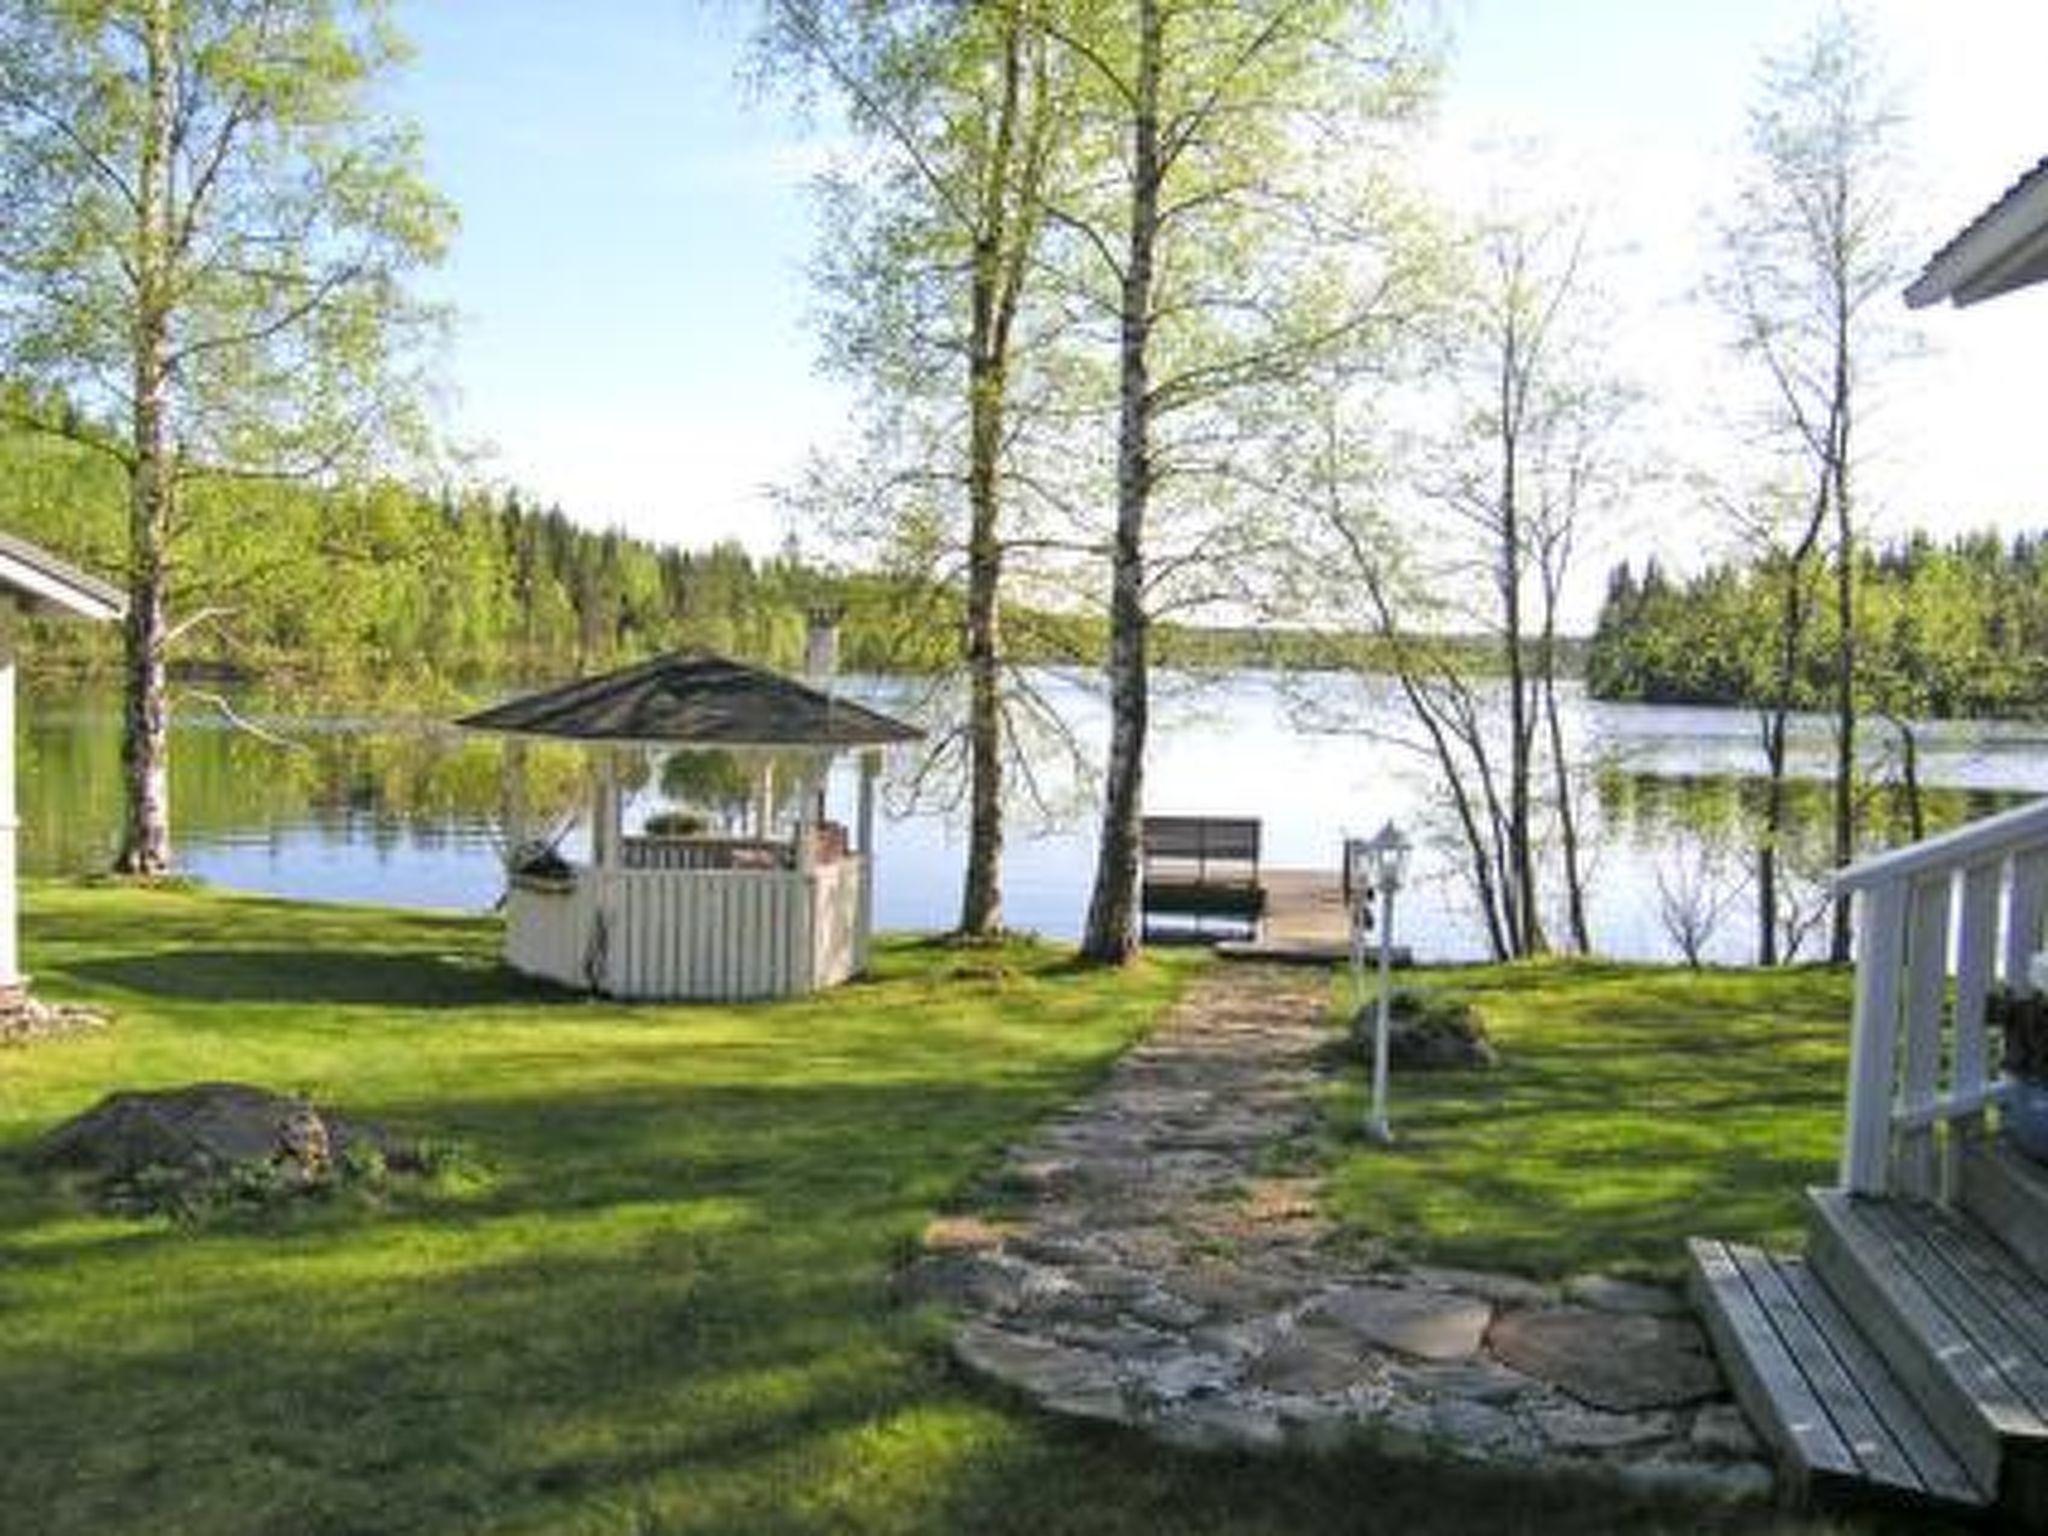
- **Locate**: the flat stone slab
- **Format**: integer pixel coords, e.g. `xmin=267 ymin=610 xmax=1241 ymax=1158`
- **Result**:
xmin=1535 ymin=1403 xmax=1675 ymax=1453
xmin=1245 ymin=1320 xmax=1389 ymax=1395
xmin=1407 ymin=1264 xmax=1557 ymax=1309
xmin=1489 ymin=1308 xmax=1720 ymax=1412
xmin=1563 ymin=1273 xmax=1690 ymax=1317
xmin=1314 ymin=1284 xmax=1492 ymax=1362
xmin=953 ymin=1323 xmax=1131 ymax=1424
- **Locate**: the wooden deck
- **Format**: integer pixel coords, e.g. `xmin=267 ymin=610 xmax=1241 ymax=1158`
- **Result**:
xmin=1693 ymin=1157 xmax=2048 ymax=1524
xmin=1689 ymin=1237 xmax=1988 ymax=1513
xmin=1209 ymin=868 xmax=1411 ymax=966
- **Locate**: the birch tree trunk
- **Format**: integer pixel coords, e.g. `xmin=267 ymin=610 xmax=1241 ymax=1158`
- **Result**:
xmin=1828 ymin=355 xmax=1857 ymax=963
xmin=116 ymin=0 xmax=176 ymax=877
xmin=956 ymin=4 xmax=1027 ymax=939
xmin=1080 ymin=0 xmax=1161 ymax=966
xmin=1539 ymin=606 xmax=1589 ymax=952
xmin=1756 ymin=713 xmax=1786 ymax=966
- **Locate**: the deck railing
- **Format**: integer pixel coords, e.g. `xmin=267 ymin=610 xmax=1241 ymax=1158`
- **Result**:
xmin=1836 ymin=797 xmax=2048 ymax=1197
xmin=621 ymin=835 xmax=792 ymax=872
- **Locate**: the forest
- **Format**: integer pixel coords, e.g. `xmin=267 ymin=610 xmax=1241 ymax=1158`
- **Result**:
xmin=4 ymin=409 xmax=1381 ymax=695
xmin=1586 ymin=531 xmax=2048 ymax=721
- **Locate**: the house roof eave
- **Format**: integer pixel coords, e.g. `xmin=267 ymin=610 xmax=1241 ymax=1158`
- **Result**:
xmin=0 ymin=531 xmax=125 ymax=622
xmin=1908 ymin=155 xmax=2048 ymax=309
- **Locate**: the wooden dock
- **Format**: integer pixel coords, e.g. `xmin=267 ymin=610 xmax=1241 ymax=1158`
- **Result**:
xmin=1201 ymin=867 xmax=1411 ymax=967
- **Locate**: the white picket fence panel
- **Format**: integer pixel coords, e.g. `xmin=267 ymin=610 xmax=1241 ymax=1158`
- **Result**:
xmin=503 ymin=856 xmax=867 ymax=1002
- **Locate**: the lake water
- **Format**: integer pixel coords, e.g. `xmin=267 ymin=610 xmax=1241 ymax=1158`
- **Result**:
xmin=21 ymin=672 xmax=2048 ymax=963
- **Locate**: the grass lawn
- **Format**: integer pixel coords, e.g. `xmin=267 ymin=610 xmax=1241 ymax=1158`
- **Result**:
xmin=1320 ymin=961 xmax=1852 ymax=1280
xmin=2 ymin=886 xmax=1901 ymax=1535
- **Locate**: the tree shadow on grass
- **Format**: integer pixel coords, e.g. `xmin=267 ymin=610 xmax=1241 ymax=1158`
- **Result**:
xmin=0 ymin=1059 xmax=1946 ymax=1536
xmin=63 ymin=947 xmax=582 ymax=1008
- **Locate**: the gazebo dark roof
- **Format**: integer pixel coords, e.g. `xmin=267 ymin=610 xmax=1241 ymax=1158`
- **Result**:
xmin=456 ymin=651 xmax=923 ymax=749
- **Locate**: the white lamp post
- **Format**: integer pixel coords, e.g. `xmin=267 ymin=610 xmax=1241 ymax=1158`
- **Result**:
xmin=1361 ymin=819 xmax=1410 ymax=1144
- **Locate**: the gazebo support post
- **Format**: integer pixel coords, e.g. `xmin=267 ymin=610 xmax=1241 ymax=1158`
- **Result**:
xmin=0 ymin=597 xmax=20 ymax=1003
xmin=592 ymin=749 xmax=621 ymax=872
xmin=753 ymin=757 xmax=776 ymax=841
xmin=501 ymin=737 xmax=529 ymax=868
xmin=857 ymin=748 xmax=878 ymax=970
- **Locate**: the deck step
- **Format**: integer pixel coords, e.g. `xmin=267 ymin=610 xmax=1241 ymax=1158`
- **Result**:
xmin=1806 ymin=1187 xmax=2048 ymax=1523
xmin=1960 ymin=1133 xmax=2048 ymax=1284
xmin=1687 ymin=1238 xmax=1989 ymax=1513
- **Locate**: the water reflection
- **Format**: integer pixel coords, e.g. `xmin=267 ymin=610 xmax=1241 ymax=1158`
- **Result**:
xmin=20 ymin=675 xmax=2046 ymax=963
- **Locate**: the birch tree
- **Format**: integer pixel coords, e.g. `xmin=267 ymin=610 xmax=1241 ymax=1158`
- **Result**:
xmin=1716 ymin=7 xmax=1912 ymax=960
xmin=1273 ymin=199 xmax=1631 ymax=959
xmin=1049 ymin=0 xmax=1432 ymax=963
xmin=0 ymin=0 xmax=451 ymax=873
xmin=758 ymin=0 xmax=1081 ymax=938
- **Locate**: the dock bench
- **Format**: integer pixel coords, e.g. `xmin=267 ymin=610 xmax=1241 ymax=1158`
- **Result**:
xmin=1141 ymin=816 xmax=1266 ymax=937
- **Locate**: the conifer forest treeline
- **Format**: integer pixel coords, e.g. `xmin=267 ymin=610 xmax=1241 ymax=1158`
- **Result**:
xmin=1587 ymin=533 xmax=2048 ymax=722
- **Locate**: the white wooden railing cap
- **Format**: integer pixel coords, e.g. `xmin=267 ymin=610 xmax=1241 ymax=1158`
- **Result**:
xmin=1834 ymin=794 xmax=2048 ymax=895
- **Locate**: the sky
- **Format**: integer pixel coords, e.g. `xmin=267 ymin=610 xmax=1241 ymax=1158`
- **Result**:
xmin=392 ymin=0 xmax=2048 ymax=581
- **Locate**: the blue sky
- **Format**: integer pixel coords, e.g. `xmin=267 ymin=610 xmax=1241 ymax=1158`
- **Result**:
xmin=392 ymin=1 xmax=2048 ymax=568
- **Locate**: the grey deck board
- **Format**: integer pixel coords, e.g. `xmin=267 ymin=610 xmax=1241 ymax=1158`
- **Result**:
xmin=1809 ymin=1189 xmax=2043 ymax=1452
xmin=1960 ymin=1135 xmax=2048 ymax=1283
xmin=1728 ymin=1244 xmax=1925 ymax=1492
xmin=1919 ymin=1196 xmax=2048 ymax=1356
xmin=1862 ymin=1198 xmax=2048 ymax=1425
xmin=1777 ymin=1257 xmax=1984 ymax=1505
xmin=1690 ymin=1235 xmax=1992 ymax=1511
xmin=1688 ymin=1239 xmax=1857 ymax=1492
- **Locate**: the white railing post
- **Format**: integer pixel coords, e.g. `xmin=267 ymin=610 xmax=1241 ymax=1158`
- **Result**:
xmin=1842 ymin=879 xmax=1909 ymax=1196
xmin=1896 ymin=874 xmax=1954 ymax=1199
xmin=1950 ymin=858 xmax=2003 ymax=1179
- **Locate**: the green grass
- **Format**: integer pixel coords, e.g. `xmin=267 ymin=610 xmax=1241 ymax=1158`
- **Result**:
xmin=0 ymin=886 xmax=1905 ymax=1535
xmin=1322 ymin=960 xmax=1852 ymax=1280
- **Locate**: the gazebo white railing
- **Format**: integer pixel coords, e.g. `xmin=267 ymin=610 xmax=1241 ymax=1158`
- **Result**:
xmin=506 ymin=829 xmax=868 ymax=1001
xmin=1836 ymin=797 xmax=2048 ymax=1197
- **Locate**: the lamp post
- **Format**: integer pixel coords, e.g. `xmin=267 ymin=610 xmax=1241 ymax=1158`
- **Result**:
xmin=1361 ymin=819 xmax=1410 ymax=1144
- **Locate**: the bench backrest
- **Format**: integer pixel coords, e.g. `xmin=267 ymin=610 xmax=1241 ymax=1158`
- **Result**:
xmin=1141 ymin=816 xmax=1261 ymax=885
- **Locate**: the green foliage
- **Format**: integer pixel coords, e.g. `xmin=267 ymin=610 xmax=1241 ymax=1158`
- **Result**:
xmin=1586 ymin=532 xmax=2048 ymax=720
xmin=1 ymin=418 xmax=831 ymax=688
xmin=0 ymin=0 xmax=453 ymax=474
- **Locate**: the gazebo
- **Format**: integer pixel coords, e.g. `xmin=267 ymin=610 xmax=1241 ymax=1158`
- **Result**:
xmin=457 ymin=647 xmax=921 ymax=1002
xmin=0 ymin=532 xmax=124 ymax=1002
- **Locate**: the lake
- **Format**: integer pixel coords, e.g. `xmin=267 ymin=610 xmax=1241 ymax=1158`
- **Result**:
xmin=21 ymin=671 xmax=2048 ymax=963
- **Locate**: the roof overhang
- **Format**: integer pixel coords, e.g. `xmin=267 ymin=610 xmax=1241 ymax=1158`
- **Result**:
xmin=1907 ymin=155 xmax=2048 ymax=309
xmin=0 ymin=531 xmax=124 ymax=622
xmin=479 ymin=731 xmax=867 ymax=756
xmin=455 ymin=651 xmax=923 ymax=751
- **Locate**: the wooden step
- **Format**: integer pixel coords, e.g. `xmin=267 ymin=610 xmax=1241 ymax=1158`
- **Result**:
xmin=1960 ymin=1133 xmax=2048 ymax=1283
xmin=1806 ymin=1187 xmax=2048 ymax=1524
xmin=1687 ymin=1238 xmax=1988 ymax=1513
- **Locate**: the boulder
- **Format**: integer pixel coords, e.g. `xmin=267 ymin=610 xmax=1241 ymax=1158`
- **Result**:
xmin=34 ymin=1081 xmax=408 ymax=1188
xmin=1350 ymin=992 xmax=1497 ymax=1071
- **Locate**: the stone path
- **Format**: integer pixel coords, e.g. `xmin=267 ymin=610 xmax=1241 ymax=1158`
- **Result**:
xmin=905 ymin=964 xmax=1773 ymax=1501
